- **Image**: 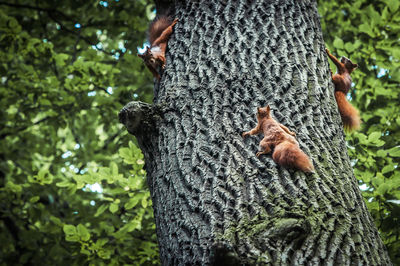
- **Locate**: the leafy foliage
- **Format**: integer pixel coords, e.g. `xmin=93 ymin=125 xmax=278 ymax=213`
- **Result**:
xmin=0 ymin=0 xmax=159 ymax=265
xmin=319 ymin=0 xmax=400 ymax=263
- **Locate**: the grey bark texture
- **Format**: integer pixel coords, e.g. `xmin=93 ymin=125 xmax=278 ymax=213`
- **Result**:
xmin=120 ymin=0 xmax=392 ymax=265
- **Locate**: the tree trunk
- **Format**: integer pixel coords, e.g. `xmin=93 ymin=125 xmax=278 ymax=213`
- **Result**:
xmin=120 ymin=0 xmax=392 ymax=265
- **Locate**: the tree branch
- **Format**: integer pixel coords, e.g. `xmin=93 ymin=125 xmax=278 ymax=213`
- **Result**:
xmin=0 ymin=1 xmax=116 ymax=56
xmin=0 ymin=1 xmax=73 ymax=20
xmin=0 ymin=116 xmax=52 ymax=140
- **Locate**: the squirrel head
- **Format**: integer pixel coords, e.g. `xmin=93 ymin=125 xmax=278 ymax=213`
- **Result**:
xmin=138 ymin=47 xmax=158 ymax=68
xmin=340 ymin=56 xmax=358 ymax=73
xmin=257 ymin=105 xmax=271 ymax=119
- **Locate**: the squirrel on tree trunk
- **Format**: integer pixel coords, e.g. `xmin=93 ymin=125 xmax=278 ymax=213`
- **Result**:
xmin=242 ymin=105 xmax=314 ymax=173
xmin=138 ymin=16 xmax=178 ymax=80
xmin=326 ymin=48 xmax=361 ymax=131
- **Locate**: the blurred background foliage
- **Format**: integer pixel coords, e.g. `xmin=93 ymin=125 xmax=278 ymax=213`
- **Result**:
xmin=0 ymin=0 xmax=158 ymax=265
xmin=0 ymin=0 xmax=398 ymax=265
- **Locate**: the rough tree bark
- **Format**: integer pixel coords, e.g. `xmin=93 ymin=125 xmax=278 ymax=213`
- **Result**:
xmin=119 ymin=0 xmax=392 ymax=265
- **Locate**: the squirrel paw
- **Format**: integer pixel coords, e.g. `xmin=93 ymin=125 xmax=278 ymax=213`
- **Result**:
xmin=242 ymin=132 xmax=249 ymax=138
xmin=325 ymin=48 xmax=330 ymax=54
xmin=289 ymin=131 xmax=296 ymax=136
xmin=158 ymin=56 xmax=166 ymax=67
xmin=256 ymin=151 xmax=266 ymax=157
xmin=171 ymin=18 xmax=179 ymax=27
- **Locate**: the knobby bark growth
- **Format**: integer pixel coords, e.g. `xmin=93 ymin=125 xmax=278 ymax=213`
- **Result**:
xmin=120 ymin=0 xmax=391 ymax=264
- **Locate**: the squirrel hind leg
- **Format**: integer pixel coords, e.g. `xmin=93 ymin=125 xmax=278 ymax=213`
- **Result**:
xmin=256 ymin=140 xmax=271 ymax=157
xmin=257 ymin=141 xmax=272 ymax=157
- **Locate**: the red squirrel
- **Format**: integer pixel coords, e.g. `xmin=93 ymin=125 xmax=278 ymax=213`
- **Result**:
xmin=138 ymin=16 xmax=178 ymax=80
xmin=326 ymin=48 xmax=361 ymax=131
xmin=242 ymin=105 xmax=314 ymax=173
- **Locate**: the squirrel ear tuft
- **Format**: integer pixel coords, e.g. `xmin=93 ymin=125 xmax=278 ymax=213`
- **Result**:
xmin=353 ymin=63 xmax=358 ymax=69
xmin=266 ymin=105 xmax=271 ymax=113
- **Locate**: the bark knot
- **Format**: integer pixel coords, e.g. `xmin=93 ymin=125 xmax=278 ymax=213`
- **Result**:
xmin=119 ymin=101 xmax=162 ymax=137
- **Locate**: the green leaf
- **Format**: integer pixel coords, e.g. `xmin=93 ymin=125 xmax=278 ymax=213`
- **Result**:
xmin=356 ymin=170 xmax=374 ymax=183
xmin=344 ymin=42 xmax=355 ymax=53
xmin=119 ymin=147 xmax=135 ymax=164
xmin=368 ymin=132 xmax=381 ymax=142
xmin=126 ymin=219 xmax=141 ymax=232
xmin=128 ymin=176 xmax=144 ymax=190
xmin=77 ymin=224 xmax=90 ymax=241
xmin=50 ymin=216 xmax=63 ymax=226
xmin=66 ymin=235 xmax=80 ymax=242
xmin=333 ymin=37 xmax=344 ymax=49
xmin=373 ymin=140 xmax=385 ymax=147
xmin=95 ymin=238 xmax=108 ymax=247
xmin=388 ymin=146 xmax=400 ymax=157
xmin=29 ymin=196 xmax=40 ymax=203
xmin=98 ymin=249 xmax=112 ymax=260
xmin=376 ymin=183 xmax=390 ymax=196
xmin=141 ymin=197 xmax=148 ymax=208
xmin=366 ymin=5 xmax=381 ymax=26
xmin=80 ymin=249 xmax=90 ymax=256
xmin=38 ymin=168 xmax=47 ymax=179
xmin=63 ymin=224 xmax=76 ymax=235
xmin=376 ymin=149 xmax=387 ymax=157
xmin=387 ymin=0 xmax=399 ymax=13
xmin=372 ymin=173 xmax=384 ymax=187
xmin=125 ymin=196 xmax=140 ymax=210
xmin=54 ymin=53 xmax=69 ymax=66
xmin=382 ymin=7 xmax=390 ymax=21
xmin=5 ymin=181 xmax=22 ymax=193
xmin=382 ymin=164 xmax=395 ymax=174
xmin=109 ymin=203 xmax=118 ymax=214
xmin=110 ymin=162 xmax=118 ymax=176
xmin=359 ymin=23 xmax=375 ymax=37
xmin=94 ymin=204 xmax=108 ymax=217
xmin=56 ymin=181 xmax=71 ymax=187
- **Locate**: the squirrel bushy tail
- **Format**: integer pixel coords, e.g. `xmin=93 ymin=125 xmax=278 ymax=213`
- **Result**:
xmin=334 ymin=91 xmax=361 ymax=131
xmin=272 ymin=141 xmax=314 ymax=173
xmin=149 ymin=16 xmax=174 ymax=44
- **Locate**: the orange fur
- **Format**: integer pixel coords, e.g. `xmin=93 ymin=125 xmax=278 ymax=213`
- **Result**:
xmin=326 ymin=48 xmax=361 ymax=131
xmin=138 ymin=17 xmax=178 ymax=80
xmin=242 ymin=105 xmax=314 ymax=173
xmin=334 ymin=91 xmax=361 ymax=130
